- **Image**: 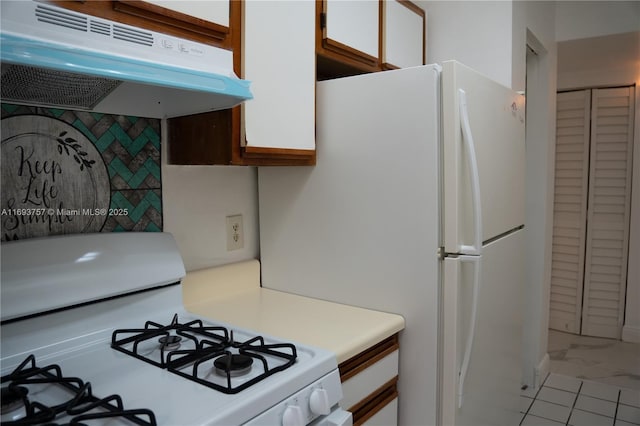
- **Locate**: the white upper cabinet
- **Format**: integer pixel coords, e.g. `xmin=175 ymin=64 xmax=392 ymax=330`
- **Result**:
xmin=243 ymin=1 xmax=316 ymax=153
xmin=383 ymin=0 xmax=425 ymax=69
xmin=143 ymin=1 xmax=229 ymax=27
xmin=167 ymin=1 xmax=317 ymax=166
xmin=318 ymin=0 xmax=381 ymax=73
xmin=317 ymin=0 xmax=425 ymax=78
xmin=325 ymin=0 xmax=380 ymax=59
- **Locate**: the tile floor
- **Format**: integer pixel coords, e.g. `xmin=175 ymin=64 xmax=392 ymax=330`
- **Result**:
xmin=520 ymin=329 xmax=640 ymax=425
xmin=520 ymin=373 xmax=640 ymax=425
xmin=547 ymin=330 xmax=640 ymax=391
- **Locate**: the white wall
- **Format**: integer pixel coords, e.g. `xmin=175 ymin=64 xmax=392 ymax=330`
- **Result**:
xmin=421 ymin=1 xmax=513 ymax=88
xmin=161 ymin=125 xmax=260 ymax=272
xmin=556 ymin=31 xmax=640 ymax=343
xmin=511 ymin=1 xmax=556 ymax=91
xmin=555 ymin=1 xmax=640 ymax=42
xmin=513 ymin=0 xmax=558 ymax=389
xmin=557 ymin=32 xmax=640 ymax=88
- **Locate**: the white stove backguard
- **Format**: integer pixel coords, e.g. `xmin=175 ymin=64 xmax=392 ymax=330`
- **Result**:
xmin=0 ymin=232 xmax=186 ymax=321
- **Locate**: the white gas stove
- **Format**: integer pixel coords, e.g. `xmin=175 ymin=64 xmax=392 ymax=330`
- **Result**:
xmin=0 ymin=233 xmax=351 ymax=425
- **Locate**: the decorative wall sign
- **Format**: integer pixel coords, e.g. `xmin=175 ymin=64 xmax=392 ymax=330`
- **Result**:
xmin=1 ymin=115 xmax=110 ymax=239
xmin=1 ymin=104 xmax=162 ymax=241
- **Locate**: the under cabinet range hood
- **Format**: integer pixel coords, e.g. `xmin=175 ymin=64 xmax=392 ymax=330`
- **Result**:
xmin=0 ymin=1 xmax=252 ymax=118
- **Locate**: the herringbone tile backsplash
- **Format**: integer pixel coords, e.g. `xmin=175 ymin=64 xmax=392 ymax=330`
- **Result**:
xmin=1 ymin=104 xmax=162 ymax=240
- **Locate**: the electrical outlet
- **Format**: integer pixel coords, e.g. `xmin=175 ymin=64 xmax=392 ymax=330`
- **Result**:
xmin=226 ymin=214 xmax=244 ymax=251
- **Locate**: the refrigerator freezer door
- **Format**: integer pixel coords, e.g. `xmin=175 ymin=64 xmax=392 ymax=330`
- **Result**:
xmin=441 ymin=61 xmax=525 ymax=254
xmin=441 ymin=229 xmax=524 ymax=426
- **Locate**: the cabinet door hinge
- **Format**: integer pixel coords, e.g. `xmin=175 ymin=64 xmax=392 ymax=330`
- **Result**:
xmin=320 ymin=12 xmax=326 ymax=29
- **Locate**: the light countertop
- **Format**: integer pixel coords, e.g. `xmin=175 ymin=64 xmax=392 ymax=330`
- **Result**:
xmin=182 ymin=260 xmax=405 ymax=363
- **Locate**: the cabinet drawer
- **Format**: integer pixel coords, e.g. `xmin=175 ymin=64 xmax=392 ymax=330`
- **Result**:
xmin=363 ymin=397 xmax=398 ymax=426
xmin=341 ymin=349 xmax=398 ymax=410
xmin=337 ymin=333 xmax=400 ymax=425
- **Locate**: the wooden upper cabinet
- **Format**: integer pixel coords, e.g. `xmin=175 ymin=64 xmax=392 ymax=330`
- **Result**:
xmin=142 ymin=1 xmax=229 ymax=27
xmin=48 ymin=1 xmax=233 ymax=48
xmin=317 ymin=0 xmax=381 ymax=74
xmin=382 ymin=0 xmax=425 ymax=70
xmin=317 ymin=0 xmax=425 ymax=80
xmin=169 ymin=1 xmax=316 ymax=166
xmin=49 ymin=1 xmax=315 ymax=166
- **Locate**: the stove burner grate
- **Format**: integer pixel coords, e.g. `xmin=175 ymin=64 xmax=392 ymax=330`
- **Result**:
xmin=111 ymin=313 xmax=230 ymax=368
xmin=112 ymin=314 xmax=298 ymax=394
xmin=0 ymin=355 xmax=157 ymax=426
xmin=166 ymin=333 xmax=298 ymax=394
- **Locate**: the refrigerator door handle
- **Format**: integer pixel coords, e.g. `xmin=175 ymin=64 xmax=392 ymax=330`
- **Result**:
xmin=458 ymin=89 xmax=482 ymax=255
xmin=457 ymin=254 xmax=481 ymax=409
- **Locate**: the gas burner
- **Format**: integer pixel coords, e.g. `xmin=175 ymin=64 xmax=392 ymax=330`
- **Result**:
xmin=1 ymin=385 xmax=28 ymax=414
xmin=213 ymin=354 xmax=254 ymax=377
xmin=159 ymin=335 xmax=182 ymax=350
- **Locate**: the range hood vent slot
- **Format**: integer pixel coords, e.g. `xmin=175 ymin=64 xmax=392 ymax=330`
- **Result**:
xmin=34 ymin=4 xmax=154 ymax=47
xmin=35 ymin=4 xmax=88 ymax=32
xmin=113 ymin=25 xmax=154 ymax=46
xmin=90 ymin=21 xmax=111 ymax=37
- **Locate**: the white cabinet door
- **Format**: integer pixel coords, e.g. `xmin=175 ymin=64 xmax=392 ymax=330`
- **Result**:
xmin=383 ymin=0 xmax=424 ymax=68
xmin=143 ymin=1 xmax=229 ymax=27
xmin=325 ymin=0 xmax=379 ymax=59
xmin=243 ymin=1 xmax=315 ymax=150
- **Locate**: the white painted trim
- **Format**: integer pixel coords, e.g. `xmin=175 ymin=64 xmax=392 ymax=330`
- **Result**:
xmin=526 ymin=28 xmax=547 ymax=56
xmin=534 ymin=353 xmax=550 ymax=389
xmin=622 ymin=325 xmax=640 ymax=343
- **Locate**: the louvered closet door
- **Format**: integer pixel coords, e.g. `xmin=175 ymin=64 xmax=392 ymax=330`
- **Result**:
xmin=549 ymin=90 xmax=591 ymax=334
xmin=581 ymin=87 xmax=635 ymax=339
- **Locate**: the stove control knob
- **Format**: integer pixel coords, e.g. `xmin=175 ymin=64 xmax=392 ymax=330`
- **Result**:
xmin=309 ymin=388 xmax=331 ymax=415
xmin=282 ymin=405 xmax=305 ymax=426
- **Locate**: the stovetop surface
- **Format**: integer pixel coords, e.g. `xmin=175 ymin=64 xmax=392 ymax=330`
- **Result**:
xmin=0 ymin=287 xmax=337 ymax=425
xmin=51 ymin=329 xmax=321 ymax=425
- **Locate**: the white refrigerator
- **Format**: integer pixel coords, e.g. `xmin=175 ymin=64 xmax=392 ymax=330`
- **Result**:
xmin=258 ymin=61 xmax=525 ymax=426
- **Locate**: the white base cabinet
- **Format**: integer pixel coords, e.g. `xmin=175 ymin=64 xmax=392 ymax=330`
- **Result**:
xmin=338 ymin=335 xmax=399 ymax=426
xmin=363 ymin=398 xmax=398 ymax=426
